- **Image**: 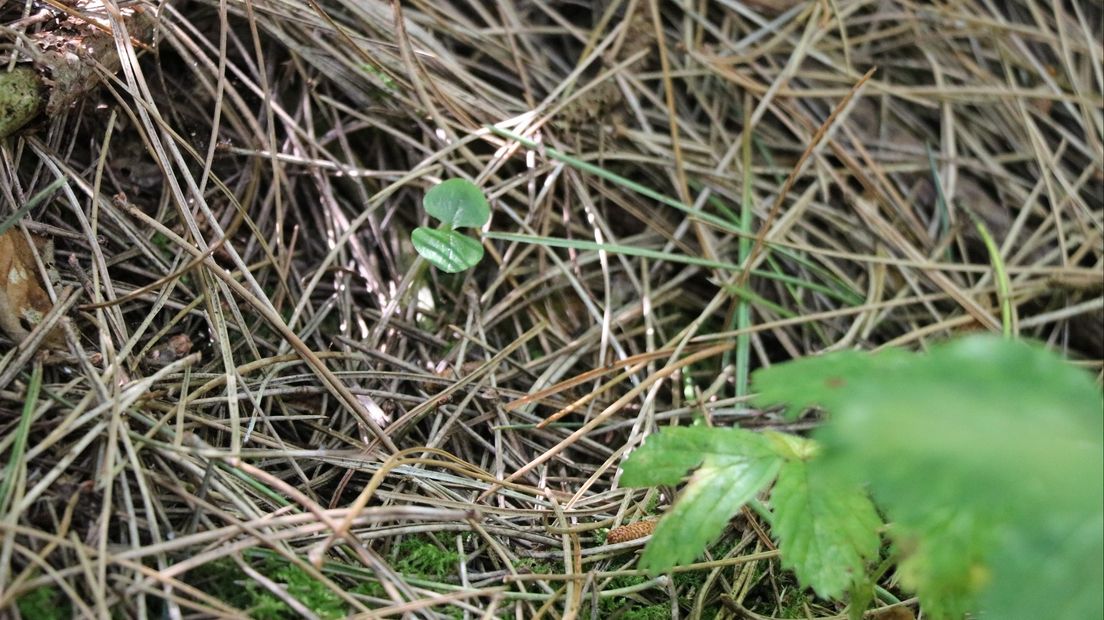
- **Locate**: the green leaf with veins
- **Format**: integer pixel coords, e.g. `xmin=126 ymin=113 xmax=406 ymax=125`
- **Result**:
xmin=754 ymin=335 xmax=1103 ymax=619
xmin=770 ymin=457 xmax=882 ymax=599
xmin=423 ymin=178 xmax=490 ymax=229
xmin=641 ymin=456 xmax=781 ymax=570
xmin=891 ymin=508 xmax=991 ymax=620
xmin=413 ymin=178 xmax=490 ymax=272
xmin=621 ymin=427 xmax=783 ymax=570
xmin=983 ymin=511 xmax=1103 ymax=620
xmin=751 ymin=347 xmax=910 ymax=421
xmin=411 ymin=227 xmax=484 ymax=273
xmin=623 ymin=336 xmax=1101 ymax=617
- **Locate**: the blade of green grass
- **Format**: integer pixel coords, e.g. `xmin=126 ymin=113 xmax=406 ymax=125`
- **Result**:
xmin=0 ymin=177 xmax=68 ymax=235
xmin=488 ymin=126 xmax=736 ymax=231
xmin=485 ymin=232 xmax=857 ymax=305
xmin=219 ymin=463 xmax=292 ymax=507
xmin=486 ymin=230 xmax=743 ymax=267
xmin=0 ymin=361 xmax=42 ymax=513
xmin=735 ymin=114 xmax=754 ymax=399
xmin=926 ymin=143 xmax=950 ymax=242
xmin=490 ymin=125 xmax=864 ymax=306
xmin=928 ymin=144 xmax=1015 ymax=338
xmin=970 ymin=216 xmax=1015 ymax=338
xmin=690 ymin=182 xmax=835 ymax=343
xmin=723 ymin=283 xmax=796 ymax=319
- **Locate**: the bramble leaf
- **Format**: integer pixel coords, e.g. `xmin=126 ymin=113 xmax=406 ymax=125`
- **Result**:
xmin=621 ymin=427 xmax=782 ymax=570
xmin=982 ymin=512 xmax=1104 ymax=620
xmin=751 ymin=348 xmax=910 ymax=420
xmin=620 ymin=426 xmax=777 ymax=486
xmin=892 ymin=509 xmax=992 ymax=620
xmin=411 ymin=227 xmax=484 ymax=273
xmin=755 ymin=335 xmax=1104 ymax=618
xmin=423 ymin=178 xmax=490 ymax=229
xmin=770 ymin=458 xmax=882 ymax=599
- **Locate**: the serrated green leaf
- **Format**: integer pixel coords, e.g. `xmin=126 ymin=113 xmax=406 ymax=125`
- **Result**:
xmin=751 ymin=348 xmax=910 ymax=420
xmin=756 ymin=335 xmax=1103 ymax=618
xmin=982 ymin=512 xmax=1104 ymax=620
xmin=411 ymin=227 xmax=484 ymax=273
xmin=770 ymin=459 xmax=882 ymax=599
xmin=621 ymin=426 xmax=777 ymax=487
xmin=423 ymin=178 xmax=491 ymax=229
xmin=814 ymin=336 xmax=1102 ymax=520
xmin=621 ymin=427 xmax=783 ymax=571
xmin=639 ymin=455 xmax=781 ymax=571
xmin=763 ymin=430 xmax=818 ymax=461
xmin=893 ymin=509 xmax=992 ymax=620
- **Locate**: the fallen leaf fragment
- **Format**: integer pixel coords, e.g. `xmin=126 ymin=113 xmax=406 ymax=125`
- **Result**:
xmin=0 ymin=228 xmax=65 ymax=347
xmin=145 ymin=333 xmax=194 ymax=367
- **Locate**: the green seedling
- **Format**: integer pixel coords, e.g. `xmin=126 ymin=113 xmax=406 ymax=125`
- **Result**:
xmin=621 ymin=335 xmax=1103 ymax=620
xmin=412 ymin=178 xmax=490 ymax=273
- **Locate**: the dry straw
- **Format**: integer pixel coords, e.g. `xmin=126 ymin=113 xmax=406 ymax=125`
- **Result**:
xmin=0 ymin=0 xmax=1099 ymax=617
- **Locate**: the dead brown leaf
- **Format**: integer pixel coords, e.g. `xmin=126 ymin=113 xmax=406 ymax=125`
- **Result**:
xmin=0 ymin=228 xmax=65 ymax=348
xmin=144 ymin=333 xmax=194 ymax=368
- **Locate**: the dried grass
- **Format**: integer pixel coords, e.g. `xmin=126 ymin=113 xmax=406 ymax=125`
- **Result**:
xmin=0 ymin=0 xmax=1100 ymax=617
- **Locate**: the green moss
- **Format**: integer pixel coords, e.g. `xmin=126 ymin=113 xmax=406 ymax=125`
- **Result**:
xmin=16 ymin=586 xmax=70 ymax=620
xmin=360 ymin=63 xmax=398 ymax=97
xmin=350 ymin=580 xmax=386 ymax=599
xmin=778 ymin=589 xmax=812 ymax=617
xmin=249 ymin=594 xmax=290 ymax=620
xmin=185 ymin=557 xmax=348 ymax=619
xmin=151 ymin=232 xmax=170 ymax=252
xmin=594 ymin=528 xmax=609 ymax=545
xmin=265 ymin=559 xmax=346 ymax=619
xmin=740 ymin=568 xmax=812 ymax=618
xmin=442 ymin=604 xmax=466 ymax=619
xmin=672 ymin=568 xmax=706 ymax=592
xmin=516 ymin=557 xmax=558 ymax=575
xmin=185 ymin=559 xmax=257 ymax=611
xmin=623 ymin=603 xmax=672 ymax=620
xmin=349 ymin=580 xmax=463 ymax=618
xmin=599 ymin=575 xmax=651 ymax=616
xmin=182 ymin=538 xmax=462 ymax=617
xmin=394 ymin=535 xmax=460 ymax=581
xmin=608 ymin=575 xmax=650 ymax=589
xmin=672 ymin=534 xmax=737 ymax=595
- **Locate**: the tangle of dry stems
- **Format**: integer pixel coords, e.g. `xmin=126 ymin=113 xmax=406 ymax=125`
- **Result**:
xmin=0 ymin=0 xmax=1100 ymax=617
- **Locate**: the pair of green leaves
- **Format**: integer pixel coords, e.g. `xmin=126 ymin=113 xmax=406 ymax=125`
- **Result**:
xmin=411 ymin=178 xmax=490 ymax=273
xmin=620 ymin=336 xmax=1103 ymax=619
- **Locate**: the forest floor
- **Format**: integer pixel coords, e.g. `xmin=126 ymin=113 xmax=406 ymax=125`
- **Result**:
xmin=0 ymin=0 xmax=1101 ymax=618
